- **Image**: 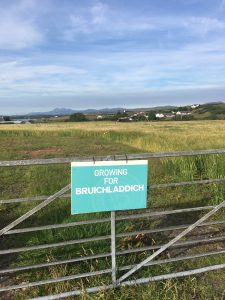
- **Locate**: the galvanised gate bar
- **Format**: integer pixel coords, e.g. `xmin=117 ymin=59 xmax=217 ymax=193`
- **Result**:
xmin=1 ymin=149 xmax=225 ymax=299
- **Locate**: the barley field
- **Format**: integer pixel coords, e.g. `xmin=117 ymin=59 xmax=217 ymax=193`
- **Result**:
xmin=1 ymin=120 xmax=225 ymax=299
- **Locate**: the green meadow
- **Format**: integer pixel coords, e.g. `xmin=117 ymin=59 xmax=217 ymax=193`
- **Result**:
xmin=1 ymin=120 xmax=225 ymax=299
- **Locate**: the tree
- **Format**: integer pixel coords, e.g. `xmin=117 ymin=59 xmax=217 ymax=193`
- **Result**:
xmin=148 ymin=112 xmax=157 ymax=120
xmin=3 ymin=116 xmax=11 ymax=121
xmin=111 ymin=111 xmax=128 ymax=121
xmin=134 ymin=115 xmax=148 ymax=121
xmin=69 ymin=113 xmax=87 ymax=122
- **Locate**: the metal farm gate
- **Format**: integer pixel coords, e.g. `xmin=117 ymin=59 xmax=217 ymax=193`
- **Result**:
xmin=1 ymin=149 xmax=225 ymax=299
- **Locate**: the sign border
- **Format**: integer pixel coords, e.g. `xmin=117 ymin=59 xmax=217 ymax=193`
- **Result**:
xmin=71 ymin=159 xmax=148 ymax=214
xmin=71 ymin=160 xmax=148 ymax=167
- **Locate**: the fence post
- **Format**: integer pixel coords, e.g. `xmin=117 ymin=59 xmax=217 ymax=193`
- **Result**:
xmin=111 ymin=211 xmax=116 ymax=286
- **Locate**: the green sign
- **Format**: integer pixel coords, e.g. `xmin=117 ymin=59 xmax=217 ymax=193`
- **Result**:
xmin=71 ymin=160 xmax=148 ymax=214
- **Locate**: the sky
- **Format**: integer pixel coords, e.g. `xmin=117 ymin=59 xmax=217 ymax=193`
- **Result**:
xmin=1 ymin=0 xmax=225 ymax=114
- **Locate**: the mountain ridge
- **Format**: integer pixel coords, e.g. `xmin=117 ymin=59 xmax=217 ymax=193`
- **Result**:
xmin=24 ymin=107 xmax=126 ymax=116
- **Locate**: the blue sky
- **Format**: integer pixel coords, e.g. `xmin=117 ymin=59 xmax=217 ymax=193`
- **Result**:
xmin=1 ymin=0 xmax=225 ymax=114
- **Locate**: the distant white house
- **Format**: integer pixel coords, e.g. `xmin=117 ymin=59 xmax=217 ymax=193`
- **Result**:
xmin=176 ymin=111 xmax=192 ymax=116
xmin=96 ymin=115 xmax=103 ymax=120
xmin=155 ymin=113 xmax=165 ymax=119
xmin=165 ymin=114 xmax=175 ymax=119
xmin=191 ymin=104 xmax=200 ymax=109
xmin=130 ymin=112 xmax=148 ymax=120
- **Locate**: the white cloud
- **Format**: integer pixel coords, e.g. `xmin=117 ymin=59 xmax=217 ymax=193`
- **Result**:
xmin=0 ymin=0 xmax=43 ymax=49
xmin=183 ymin=17 xmax=225 ymax=35
xmin=63 ymin=1 xmax=155 ymax=39
xmin=90 ymin=2 xmax=107 ymax=25
xmin=0 ymin=16 xmax=43 ymax=49
xmin=70 ymin=15 xmax=90 ymax=34
xmin=64 ymin=1 xmax=109 ymax=37
xmin=0 ymin=61 xmax=86 ymax=89
xmin=219 ymin=0 xmax=225 ymax=11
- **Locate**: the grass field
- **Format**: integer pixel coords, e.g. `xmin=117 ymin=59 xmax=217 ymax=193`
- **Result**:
xmin=1 ymin=120 xmax=225 ymax=299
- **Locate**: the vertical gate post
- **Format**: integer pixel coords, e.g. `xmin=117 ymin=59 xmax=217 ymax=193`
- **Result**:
xmin=111 ymin=211 xmax=117 ymax=286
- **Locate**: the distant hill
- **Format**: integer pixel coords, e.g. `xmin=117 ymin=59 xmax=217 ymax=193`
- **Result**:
xmin=192 ymin=102 xmax=225 ymax=120
xmin=25 ymin=107 xmax=125 ymax=117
